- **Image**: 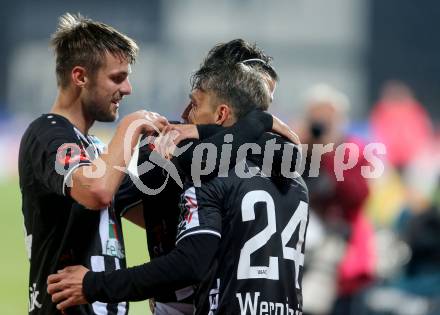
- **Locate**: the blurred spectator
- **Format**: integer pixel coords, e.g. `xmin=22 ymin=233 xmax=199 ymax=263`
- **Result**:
xmin=370 ymin=81 xmax=433 ymax=170
xmin=363 ymin=190 xmax=440 ymax=313
xmin=299 ymin=84 xmax=375 ymax=315
xmin=360 ymin=131 xmax=440 ymax=315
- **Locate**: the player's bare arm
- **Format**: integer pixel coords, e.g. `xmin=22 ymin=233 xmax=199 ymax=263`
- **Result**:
xmin=69 ymin=111 xmax=168 ymax=210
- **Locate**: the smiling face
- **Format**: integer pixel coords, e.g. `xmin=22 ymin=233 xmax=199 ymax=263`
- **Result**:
xmin=181 ymin=89 xmax=220 ymax=124
xmin=81 ymin=53 xmax=132 ymax=122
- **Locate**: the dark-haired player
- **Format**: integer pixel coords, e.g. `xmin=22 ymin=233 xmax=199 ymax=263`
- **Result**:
xmin=135 ymin=39 xmax=291 ymax=314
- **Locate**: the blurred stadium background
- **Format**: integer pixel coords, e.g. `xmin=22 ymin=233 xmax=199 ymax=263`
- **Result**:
xmin=0 ymin=0 xmax=439 ymax=314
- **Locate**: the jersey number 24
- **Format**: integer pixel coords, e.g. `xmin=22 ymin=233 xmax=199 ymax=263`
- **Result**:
xmin=237 ymin=190 xmax=308 ymax=289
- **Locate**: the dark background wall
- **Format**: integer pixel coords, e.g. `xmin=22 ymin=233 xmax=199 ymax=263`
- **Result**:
xmin=368 ymin=0 xmax=440 ymax=118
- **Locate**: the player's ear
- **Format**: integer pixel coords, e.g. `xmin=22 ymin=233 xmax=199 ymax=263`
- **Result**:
xmin=71 ymin=66 xmax=88 ymax=88
xmin=214 ymin=104 xmax=231 ymax=125
xmin=181 ymin=102 xmax=192 ymax=122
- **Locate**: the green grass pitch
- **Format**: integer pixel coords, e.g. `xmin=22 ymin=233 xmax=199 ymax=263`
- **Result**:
xmin=0 ymin=177 xmax=152 ymax=314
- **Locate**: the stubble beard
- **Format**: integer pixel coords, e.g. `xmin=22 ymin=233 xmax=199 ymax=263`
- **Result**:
xmin=84 ymin=82 xmax=118 ymax=123
xmin=84 ymin=98 xmax=117 ymax=123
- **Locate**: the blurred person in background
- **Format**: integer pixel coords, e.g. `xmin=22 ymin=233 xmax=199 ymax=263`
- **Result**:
xmin=362 ymin=81 xmax=434 ymax=228
xmin=370 ymin=80 xmax=433 ymax=172
xmin=18 ymin=13 xmax=168 ymax=314
xmin=298 ymin=84 xmax=375 ymax=315
xmin=361 ymin=126 xmax=440 ymax=315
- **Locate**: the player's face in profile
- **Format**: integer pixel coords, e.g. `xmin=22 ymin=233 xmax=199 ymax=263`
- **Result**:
xmin=82 ymin=53 xmax=132 ymax=122
xmin=182 ymin=89 xmax=218 ymax=124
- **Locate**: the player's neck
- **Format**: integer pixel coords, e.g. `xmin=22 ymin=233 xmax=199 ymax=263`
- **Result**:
xmin=51 ymin=88 xmax=94 ymax=135
xmin=222 ymin=117 xmax=236 ymax=127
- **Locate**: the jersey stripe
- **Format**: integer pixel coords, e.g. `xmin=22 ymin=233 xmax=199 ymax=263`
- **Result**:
xmin=176 ymin=229 xmax=221 ymax=244
xmin=91 ymin=256 xmax=108 ymax=315
xmin=114 ymin=258 xmax=128 ymax=315
xmin=99 ymin=209 xmax=109 ymax=255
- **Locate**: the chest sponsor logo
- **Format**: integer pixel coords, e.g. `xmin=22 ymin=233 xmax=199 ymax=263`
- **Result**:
xmin=105 ymin=216 xmax=125 ymax=259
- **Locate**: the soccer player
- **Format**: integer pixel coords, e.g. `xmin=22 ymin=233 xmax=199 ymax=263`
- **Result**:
xmin=180 ymin=38 xmax=280 ymax=124
xmin=118 ymin=39 xmax=297 ymax=314
xmin=19 ymin=13 xmax=167 ymax=314
xmin=47 ymin=62 xmax=309 ymax=315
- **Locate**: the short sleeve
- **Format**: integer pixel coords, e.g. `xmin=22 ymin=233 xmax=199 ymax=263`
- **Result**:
xmin=30 ymin=115 xmax=92 ymax=196
xmin=175 ymin=180 xmax=225 ymax=244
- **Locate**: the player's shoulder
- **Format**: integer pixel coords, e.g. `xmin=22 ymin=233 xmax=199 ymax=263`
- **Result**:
xmin=185 ymin=175 xmax=229 ymax=201
xmin=24 ymin=113 xmax=76 ymax=142
xmin=290 ymin=174 xmax=309 ymax=197
xmin=31 ymin=113 xmax=72 ymax=127
xmin=25 ymin=113 xmax=73 ymax=134
xmin=237 ymin=158 xmax=308 ymax=199
xmin=193 ymin=160 xmax=258 ymax=198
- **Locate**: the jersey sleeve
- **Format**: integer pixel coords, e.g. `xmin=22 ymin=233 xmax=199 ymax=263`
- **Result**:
xmin=31 ymin=115 xmax=92 ymax=196
xmin=172 ymin=110 xmax=273 ymax=181
xmin=83 ymin=234 xmax=220 ymax=303
xmin=175 ymin=180 xmax=227 ymax=244
xmin=114 ymin=173 xmax=143 ymax=217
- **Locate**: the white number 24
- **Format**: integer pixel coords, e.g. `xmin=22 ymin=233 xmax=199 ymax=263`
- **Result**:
xmin=237 ymin=190 xmax=308 ymax=289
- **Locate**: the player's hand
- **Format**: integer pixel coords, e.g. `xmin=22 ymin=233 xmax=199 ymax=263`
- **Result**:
xmin=171 ymin=124 xmax=199 ymax=144
xmin=153 ymin=125 xmax=180 ymax=159
xmin=142 ymin=111 xmax=169 ymax=133
xmin=124 ymin=110 xmax=169 ymax=135
xmin=272 ymin=116 xmax=301 ymax=145
xmin=47 ymin=265 xmax=89 ymax=310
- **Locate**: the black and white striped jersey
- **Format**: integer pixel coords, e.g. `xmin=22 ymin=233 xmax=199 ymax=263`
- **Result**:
xmin=19 ymin=114 xmax=127 ymax=315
